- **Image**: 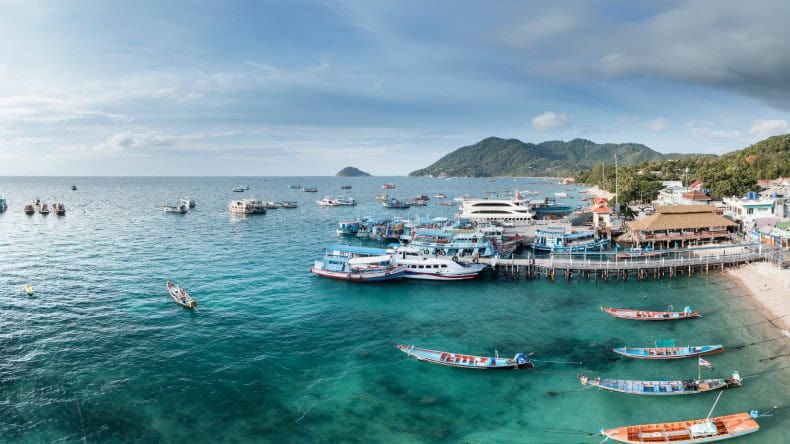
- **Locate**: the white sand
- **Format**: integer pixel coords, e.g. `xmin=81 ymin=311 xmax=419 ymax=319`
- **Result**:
xmin=727 ymin=262 xmax=790 ymax=333
xmin=581 ymin=185 xmax=615 ymax=199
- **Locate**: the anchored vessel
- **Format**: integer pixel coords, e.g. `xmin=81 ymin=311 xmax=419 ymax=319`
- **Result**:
xmin=302 ymin=187 xmax=318 ymax=193
xmin=612 ymin=340 xmax=724 ymax=360
xmin=408 ymin=229 xmax=498 ymax=258
xmin=166 ymin=281 xmax=197 ymax=309
xmin=0 ymin=196 xmax=6 ymax=212
xmin=311 ymin=245 xmax=407 ymax=282
xmin=601 ymin=411 xmax=760 ymax=443
xmin=228 ymin=199 xmax=267 ymax=215
xmin=163 ymin=202 xmax=188 ymax=214
xmin=382 ymin=198 xmax=410 ymax=209
xmin=391 ymin=246 xmax=486 ymax=280
xmin=579 ymin=372 xmax=741 ymax=396
xmin=457 ymin=198 xmax=535 ymax=228
xmin=182 ymin=197 xmax=196 ymax=208
xmin=396 ymin=344 xmax=533 ymax=369
xmin=51 ymin=202 xmax=66 ymax=216
xmin=601 ymin=306 xmax=701 ymax=321
xmin=24 ymin=204 xmax=35 ymax=215
xmin=531 ymin=227 xmax=608 ymax=252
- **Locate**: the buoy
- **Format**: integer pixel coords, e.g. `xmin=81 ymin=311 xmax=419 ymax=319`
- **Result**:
xmin=24 ymin=284 xmax=33 ymax=295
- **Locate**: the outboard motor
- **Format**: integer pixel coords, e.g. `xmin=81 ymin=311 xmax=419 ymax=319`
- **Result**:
xmin=514 ymin=353 xmax=529 ymax=366
xmin=732 ymin=371 xmax=742 ymax=383
xmin=684 ymin=306 xmax=693 ymax=314
xmin=749 ymin=410 xmax=759 ymax=419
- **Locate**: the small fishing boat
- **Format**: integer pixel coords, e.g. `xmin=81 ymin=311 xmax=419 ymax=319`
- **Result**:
xmin=71 ymin=184 xmax=77 ymax=191
xmin=24 ymin=204 xmax=35 ymax=215
xmin=302 ymin=187 xmax=318 ymax=193
xmin=382 ymin=183 xmax=396 ymax=189
xmin=612 ymin=340 xmax=724 ymax=360
xmin=382 ymin=198 xmax=410 ymax=209
xmin=163 ymin=202 xmax=188 ymax=214
xmin=336 ymin=196 xmax=356 ymax=206
xmin=579 ymin=371 xmax=742 ymax=396
xmin=25 ymin=284 xmax=33 ymax=295
xmin=232 ymin=186 xmax=246 ymax=192
xmin=601 ymin=306 xmax=701 ymax=321
xmin=438 ymin=201 xmax=456 ymax=206
xmin=0 ymin=196 xmax=7 ymax=212
xmin=263 ymin=201 xmax=279 ymax=209
xmin=166 ymin=281 xmax=197 ymax=309
xmin=340 ymin=185 xmax=352 ymax=190
xmin=375 ymin=193 xmax=389 ymax=201
xmin=228 ymin=199 xmax=266 ymax=215
xmin=39 ymin=203 xmax=50 ymax=215
xmin=554 ymin=192 xmax=568 ymax=198
xmin=51 ymin=202 xmax=66 ymax=216
xmin=317 ymin=197 xmax=342 ymax=207
xmin=277 ymin=201 xmax=298 ymax=209
xmin=182 ymin=197 xmax=196 ymax=208
xmin=433 ymin=193 xmax=447 ymax=199
xmin=396 ymin=344 xmax=533 ymax=369
xmin=289 ymin=184 xmax=301 ymax=189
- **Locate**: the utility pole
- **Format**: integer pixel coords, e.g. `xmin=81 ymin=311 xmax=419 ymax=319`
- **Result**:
xmin=615 ymin=153 xmax=620 ymax=215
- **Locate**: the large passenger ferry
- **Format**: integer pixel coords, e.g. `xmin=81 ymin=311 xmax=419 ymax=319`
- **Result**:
xmin=457 ymin=198 xmax=535 ymax=227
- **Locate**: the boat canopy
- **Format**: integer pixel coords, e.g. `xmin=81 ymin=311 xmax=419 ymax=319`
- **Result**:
xmin=348 ymin=255 xmax=392 ymax=265
xmin=326 ymin=245 xmax=388 ymax=256
xmin=415 ymin=229 xmax=454 ymax=237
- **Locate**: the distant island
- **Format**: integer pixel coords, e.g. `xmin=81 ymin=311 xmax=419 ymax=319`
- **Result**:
xmin=335 ymin=166 xmax=371 ymax=177
xmin=409 ymin=137 xmax=708 ymax=177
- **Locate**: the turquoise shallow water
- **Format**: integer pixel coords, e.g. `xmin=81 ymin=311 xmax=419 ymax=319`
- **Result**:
xmin=0 ymin=177 xmax=787 ymax=443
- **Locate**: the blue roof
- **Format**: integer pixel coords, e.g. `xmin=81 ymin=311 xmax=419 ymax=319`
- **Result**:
xmin=563 ymin=231 xmax=595 ymax=239
xmin=325 ymin=245 xmax=388 ymax=255
xmin=414 ymin=229 xmax=455 ymax=237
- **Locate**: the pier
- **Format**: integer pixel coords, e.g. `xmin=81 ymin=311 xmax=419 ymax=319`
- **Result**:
xmin=448 ymin=244 xmax=786 ymax=281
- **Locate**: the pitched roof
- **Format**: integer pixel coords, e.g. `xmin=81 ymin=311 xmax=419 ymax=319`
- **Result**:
xmin=682 ymin=190 xmax=712 ymax=201
xmin=628 ymin=205 xmax=736 ymax=232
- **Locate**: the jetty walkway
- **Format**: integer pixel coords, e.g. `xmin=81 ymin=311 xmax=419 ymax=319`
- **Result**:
xmin=448 ymin=244 xmax=786 ymax=281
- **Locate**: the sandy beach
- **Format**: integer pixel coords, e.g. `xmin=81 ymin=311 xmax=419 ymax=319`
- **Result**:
xmin=580 ymin=185 xmax=615 ymax=199
xmin=727 ymin=262 xmax=790 ymax=332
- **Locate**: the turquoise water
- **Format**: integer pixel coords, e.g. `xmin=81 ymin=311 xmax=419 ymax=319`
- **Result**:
xmin=0 ymin=177 xmax=787 ymax=443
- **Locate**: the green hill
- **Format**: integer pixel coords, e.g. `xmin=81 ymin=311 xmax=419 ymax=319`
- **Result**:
xmin=408 ymin=137 xmax=666 ymax=177
xmin=335 ymin=166 xmax=371 ymax=177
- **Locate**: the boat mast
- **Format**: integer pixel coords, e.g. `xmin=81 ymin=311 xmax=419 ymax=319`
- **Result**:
xmin=614 ymin=153 xmax=619 ymax=215
xmin=706 ymin=391 xmax=724 ymax=421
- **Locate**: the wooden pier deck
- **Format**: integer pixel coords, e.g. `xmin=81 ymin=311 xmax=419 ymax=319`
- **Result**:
xmin=447 ymin=245 xmax=786 ymax=281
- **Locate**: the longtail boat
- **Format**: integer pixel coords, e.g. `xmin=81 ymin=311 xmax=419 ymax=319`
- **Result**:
xmin=612 ymin=340 xmax=724 ymax=360
xmin=601 ymin=410 xmax=761 ymax=443
xmin=579 ymin=371 xmax=741 ymax=396
xmin=395 ymin=344 xmax=533 ymax=369
xmin=601 ymin=305 xmax=701 ymax=321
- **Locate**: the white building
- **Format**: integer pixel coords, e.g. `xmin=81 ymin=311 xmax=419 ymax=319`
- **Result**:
xmin=723 ymin=194 xmax=777 ymax=227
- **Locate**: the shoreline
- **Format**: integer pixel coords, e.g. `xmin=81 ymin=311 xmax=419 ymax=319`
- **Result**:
xmin=580 ymin=184 xmax=615 ymax=199
xmin=726 ymin=262 xmax=790 ymax=333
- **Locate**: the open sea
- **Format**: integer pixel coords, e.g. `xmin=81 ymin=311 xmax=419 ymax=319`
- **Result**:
xmin=0 ymin=176 xmax=787 ymax=443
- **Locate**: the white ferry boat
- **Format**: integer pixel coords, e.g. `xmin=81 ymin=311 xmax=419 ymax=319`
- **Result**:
xmin=51 ymin=202 xmax=66 ymax=215
xmin=228 ymin=199 xmax=267 ymax=215
xmin=0 ymin=196 xmax=6 ymax=212
xmin=457 ymin=198 xmax=535 ymax=227
xmin=390 ymin=247 xmax=485 ymax=280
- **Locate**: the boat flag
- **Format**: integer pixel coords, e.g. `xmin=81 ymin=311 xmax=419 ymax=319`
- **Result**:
xmin=699 ymin=357 xmax=713 ymax=369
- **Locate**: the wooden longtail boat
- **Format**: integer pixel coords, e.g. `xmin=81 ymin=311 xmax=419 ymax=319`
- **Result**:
xmin=601 ymin=306 xmax=701 ymax=321
xmin=612 ymin=340 xmax=724 ymax=360
xmin=579 ymin=372 xmax=741 ymax=396
xmin=166 ymin=281 xmax=197 ymax=309
xmin=395 ymin=344 xmax=533 ymax=369
xmin=601 ymin=411 xmax=760 ymax=443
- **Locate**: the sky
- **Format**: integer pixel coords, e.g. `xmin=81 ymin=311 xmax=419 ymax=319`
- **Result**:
xmin=1 ymin=0 xmax=790 ymax=176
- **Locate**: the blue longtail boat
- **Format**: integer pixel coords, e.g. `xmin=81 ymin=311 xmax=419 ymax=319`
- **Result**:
xmin=578 ymin=372 xmax=742 ymax=396
xmin=612 ymin=340 xmax=724 ymax=360
xmin=396 ymin=344 xmax=533 ymax=369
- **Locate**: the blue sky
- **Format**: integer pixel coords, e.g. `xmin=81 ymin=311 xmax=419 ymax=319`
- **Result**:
xmin=1 ymin=0 xmax=789 ymax=175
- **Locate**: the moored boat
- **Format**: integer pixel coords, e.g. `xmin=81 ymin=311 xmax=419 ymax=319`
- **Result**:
xmin=531 ymin=227 xmax=608 ymax=252
xmin=612 ymin=340 xmax=724 ymax=360
xmin=166 ymin=281 xmax=197 ymax=309
xmin=601 ymin=306 xmax=701 ymax=321
xmin=382 ymin=183 xmax=396 ymax=189
xmin=382 ymin=198 xmax=410 ymax=209
xmin=340 ymin=185 xmax=352 ymax=190
xmin=163 ymin=202 xmax=188 ymax=213
xmin=395 ymin=344 xmax=533 ymax=369
xmin=311 ymin=245 xmax=407 ymax=282
xmin=579 ymin=371 xmax=741 ymax=396
xmin=277 ymin=201 xmax=298 ymax=208
xmin=408 ymin=229 xmax=498 ymax=258
xmin=51 ymin=202 xmax=66 ymax=216
xmin=39 ymin=203 xmax=51 ymax=215
xmin=554 ymin=192 xmax=568 ymax=198
xmin=302 ymin=186 xmax=318 ymax=193
xmin=433 ymin=193 xmax=447 ymax=199
xmin=391 ymin=246 xmax=486 ymax=280
xmin=25 ymin=284 xmax=33 ymax=295
xmin=0 ymin=196 xmax=7 ymax=212
xmin=228 ymin=199 xmax=267 ymax=215
xmin=375 ymin=193 xmax=389 ymax=201
xmin=182 ymin=197 xmax=196 ymax=208
xmin=24 ymin=204 xmax=35 ymax=215
xmin=600 ymin=411 xmax=760 ymax=443
xmin=289 ymin=184 xmax=301 ymax=189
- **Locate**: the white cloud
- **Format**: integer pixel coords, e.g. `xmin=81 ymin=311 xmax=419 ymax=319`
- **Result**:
xmin=532 ymin=111 xmax=571 ymax=131
xmin=748 ymin=119 xmax=788 ymax=138
xmin=647 ymin=117 xmax=668 ymax=132
xmin=503 ymin=12 xmax=579 ymax=48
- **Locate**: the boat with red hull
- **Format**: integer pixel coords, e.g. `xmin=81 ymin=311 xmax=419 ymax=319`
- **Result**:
xmin=395 ymin=344 xmax=533 ymax=369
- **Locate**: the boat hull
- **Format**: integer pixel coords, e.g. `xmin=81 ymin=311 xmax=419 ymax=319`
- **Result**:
xmin=602 ymin=306 xmax=701 ymax=321
xmin=612 ymin=345 xmax=724 ymax=360
xmin=396 ymin=345 xmax=532 ymax=370
xmin=579 ymin=375 xmax=740 ymax=396
xmin=403 ymin=270 xmax=483 ymax=280
xmin=310 ymin=267 xmax=406 ymax=282
xmin=602 ymin=412 xmax=759 ymax=443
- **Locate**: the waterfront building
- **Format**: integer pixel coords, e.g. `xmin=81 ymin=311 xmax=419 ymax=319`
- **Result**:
xmin=621 ymin=205 xmax=737 ymax=248
xmin=676 ymin=190 xmax=713 ymax=206
xmin=723 ymin=194 xmax=778 ymax=227
xmin=656 ymin=181 xmax=687 ymax=206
